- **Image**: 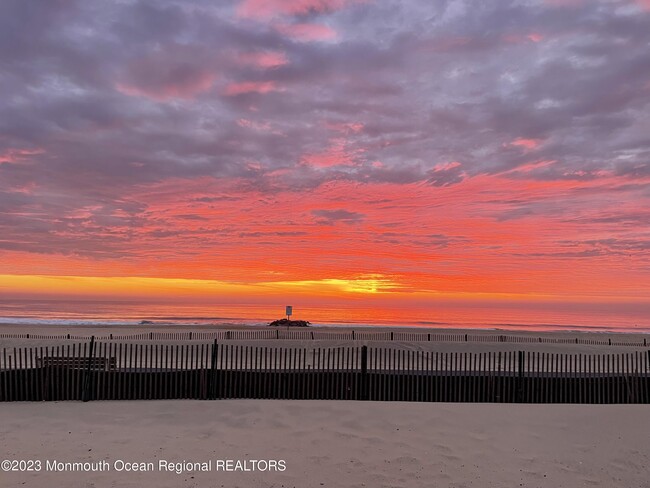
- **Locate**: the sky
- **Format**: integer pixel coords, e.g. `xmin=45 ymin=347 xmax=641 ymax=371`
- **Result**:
xmin=0 ymin=0 xmax=649 ymax=325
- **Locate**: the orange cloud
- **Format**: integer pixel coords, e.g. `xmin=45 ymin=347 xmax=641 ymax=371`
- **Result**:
xmin=2 ymin=170 xmax=650 ymax=325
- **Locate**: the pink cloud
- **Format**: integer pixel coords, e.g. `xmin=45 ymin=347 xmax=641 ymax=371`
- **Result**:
xmin=433 ymin=161 xmax=462 ymax=172
xmin=237 ymin=118 xmax=271 ymax=130
xmin=10 ymin=182 xmax=38 ymax=195
xmin=301 ymin=138 xmax=361 ymax=167
xmin=274 ymin=22 xmax=337 ymax=41
xmin=236 ymin=118 xmax=285 ymax=135
xmin=116 ymin=51 xmax=217 ymax=101
xmin=224 ymin=81 xmax=280 ymax=96
xmin=116 ymin=74 xmax=216 ymax=101
xmin=237 ymin=51 xmax=289 ymax=69
xmin=0 ymin=148 xmax=44 ymax=164
xmin=325 ymin=121 xmax=364 ymax=133
xmin=636 ymin=0 xmax=650 ymax=9
xmin=544 ymin=0 xmax=585 ymax=7
xmin=508 ymin=138 xmax=543 ymax=151
xmin=502 ymin=32 xmax=544 ymax=44
xmin=236 ymin=0 xmax=359 ymax=20
xmin=509 ymin=159 xmax=557 ymax=173
xmin=302 ymin=151 xmax=351 ymax=168
xmin=419 ymin=36 xmax=472 ymax=52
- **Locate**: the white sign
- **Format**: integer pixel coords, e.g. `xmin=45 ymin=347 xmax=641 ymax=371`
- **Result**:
xmin=285 ymin=306 xmax=293 ymax=317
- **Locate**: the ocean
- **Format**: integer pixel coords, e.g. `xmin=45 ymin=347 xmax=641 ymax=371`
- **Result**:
xmin=0 ymin=298 xmax=648 ymax=333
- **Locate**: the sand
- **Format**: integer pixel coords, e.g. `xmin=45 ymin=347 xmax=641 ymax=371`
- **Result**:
xmin=1 ymin=323 xmax=648 ymax=354
xmin=1 ymin=400 xmax=649 ymax=488
xmin=2 ymin=324 xmax=649 ymax=487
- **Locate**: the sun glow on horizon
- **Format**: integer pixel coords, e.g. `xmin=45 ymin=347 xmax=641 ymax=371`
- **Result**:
xmin=1 ymin=274 xmax=647 ymax=306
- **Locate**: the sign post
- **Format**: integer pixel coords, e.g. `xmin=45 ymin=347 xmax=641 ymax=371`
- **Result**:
xmin=285 ymin=305 xmax=292 ymax=320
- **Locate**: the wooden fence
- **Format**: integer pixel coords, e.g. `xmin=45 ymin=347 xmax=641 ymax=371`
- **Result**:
xmin=0 ymin=330 xmax=648 ymax=346
xmin=1 ymin=339 xmax=650 ymax=403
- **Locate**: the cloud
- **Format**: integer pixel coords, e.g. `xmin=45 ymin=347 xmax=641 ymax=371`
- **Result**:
xmin=301 ymin=138 xmax=362 ymax=167
xmin=115 ymin=46 xmax=217 ymax=101
xmin=224 ymin=81 xmax=280 ymax=96
xmin=236 ymin=0 xmax=360 ymax=20
xmin=311 ymin=209 xmax=365 ymax=224
xmin=508 ymin=138 xmax=543 ymax=151
xmin=237 ymin=50 xmax=289 ymax=69
xmin=0 ymin=148 xmax=44 ymax=165
xmin=426 ymin=162 xmax=466 ymax=187
xmin=0 ymin=0 xmax=648 ymax=300
xmin=274 ymin=22 xmax=338 ymax=41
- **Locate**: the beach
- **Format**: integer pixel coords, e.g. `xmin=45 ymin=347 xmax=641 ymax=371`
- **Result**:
xmin=2 ymin=400 xmax=649 ymax=488
xmin=2 ymin=324 xmax=650 ymax=486
xmin=1 ymin=322 xmax=649 ymax=348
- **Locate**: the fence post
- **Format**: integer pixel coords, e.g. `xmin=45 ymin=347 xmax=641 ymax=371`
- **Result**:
xmin=645 ymin=350 xmax=650 ymax=404
xmin=82 ymin=336 xmax=96 ymax=402
xmin=517 ymin=351 xmax=524 ymax=403
xmin=210 ymin=339 xmax=218 ymax=400
xmin=361 ymin=345 xmax=368 ymax=400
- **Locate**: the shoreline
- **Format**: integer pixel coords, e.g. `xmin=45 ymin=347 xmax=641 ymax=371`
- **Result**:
xmin=1 ymin=321 xmax=649 ymax=334
xmin=1 ymin=321 xmax=649 ymax=335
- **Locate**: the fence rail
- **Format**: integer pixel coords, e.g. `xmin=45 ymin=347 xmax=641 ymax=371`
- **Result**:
xmin=0 ymin=330 xmax=648 ymax=347
xmin=2 ymin=340 xmax=650 ymax=403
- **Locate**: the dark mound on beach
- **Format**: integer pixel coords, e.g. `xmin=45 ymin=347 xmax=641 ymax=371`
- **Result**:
xmin=268 ymin=318 xmax=311 ymax=327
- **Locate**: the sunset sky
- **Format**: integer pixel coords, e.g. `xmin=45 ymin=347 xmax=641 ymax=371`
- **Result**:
xmin=0 ymin=0 xmax=649 ymax=325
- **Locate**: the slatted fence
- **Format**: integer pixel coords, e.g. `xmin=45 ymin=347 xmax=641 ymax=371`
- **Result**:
xmin=0 ymin=330 xmax=647 ymax=346
xmin=1 ymin=340 xmax=649 ymax=403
